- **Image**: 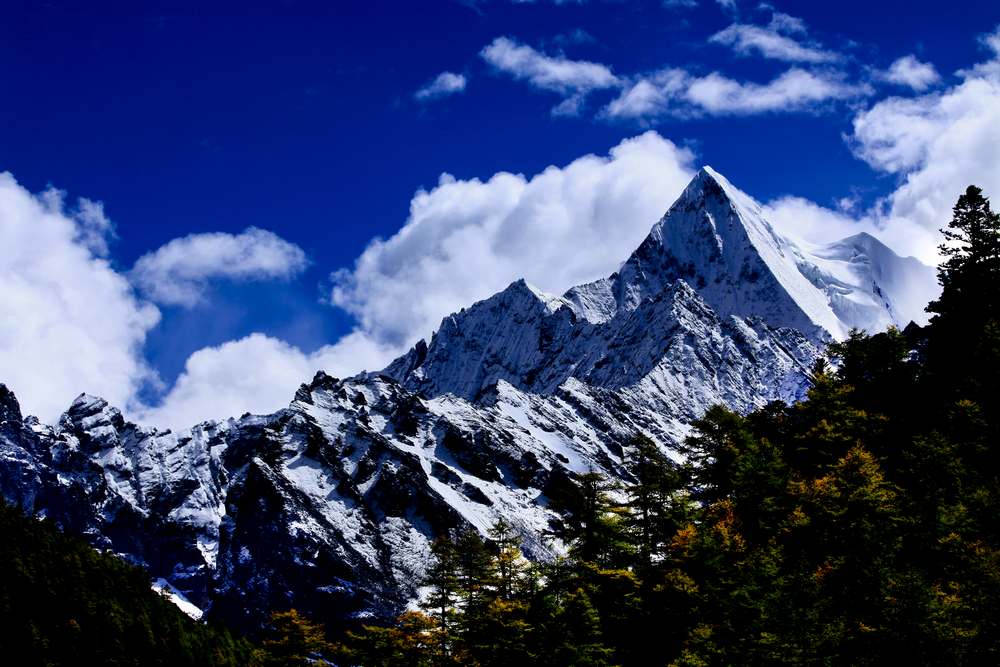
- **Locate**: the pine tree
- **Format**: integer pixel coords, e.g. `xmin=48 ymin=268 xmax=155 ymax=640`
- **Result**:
xmin=550 ymin=470 xmax=630 ymax=568
xmin=462 ymin=598 xmax=534 ymax=666
xmin=549 ymin=587 xmax=613 ymax=666
xmin=455 ymin=527 xmax=496 ymax=608
xmin=346 ymin=612 xmax=438 ymax=667
xmin=928 ymin=185 xmax=1000 ymax=324
xmin=678 ymin=405 xmax=757 ymax=503
xmin=923 ymin=185 xmax=1000 ymax=464
xmin=488 ymin=518 xmax=528 ymax=602
xmin=451 ymin=526 xmax=498 ymax=660
xmin=258 ymin=609 xmax=335 ymax=667
xmin=624 ymin=434 xmax=684 ymax=570
xmin=420 ymin=535 xmax=461 ymax=663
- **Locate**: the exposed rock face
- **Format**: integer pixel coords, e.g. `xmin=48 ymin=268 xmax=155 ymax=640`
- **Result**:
xmin=0 ymin=167 xmax=933 ymax=632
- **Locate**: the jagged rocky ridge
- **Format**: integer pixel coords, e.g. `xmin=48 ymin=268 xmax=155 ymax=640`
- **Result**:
xmin=0 ymin=168 xmax=935 ymax=632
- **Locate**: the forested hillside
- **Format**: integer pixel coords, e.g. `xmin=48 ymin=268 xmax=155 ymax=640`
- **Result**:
xmin=0 ymin=501 xmax=258 ymax=666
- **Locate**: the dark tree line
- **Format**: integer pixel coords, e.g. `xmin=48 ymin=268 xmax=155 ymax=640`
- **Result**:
xmin=0 ymin=502 xmax=258 ymax=666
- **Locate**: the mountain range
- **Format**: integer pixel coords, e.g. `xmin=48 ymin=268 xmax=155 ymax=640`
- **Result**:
xmin=0 ymin=167 xmax=937 ymax=632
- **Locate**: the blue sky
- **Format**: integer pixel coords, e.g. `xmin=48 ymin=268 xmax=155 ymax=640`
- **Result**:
xmin=2 ymin=0 xmax=1000 ymax=427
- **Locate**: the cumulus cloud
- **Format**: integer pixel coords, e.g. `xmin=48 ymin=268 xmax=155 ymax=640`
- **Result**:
xmin=131 ymin=227 xmax=308 ymax=307
xmin=67 ymin=196 xmax=115 ymax=256
xmin=134 ymin=332 xmax=398 ymax=430
xmin=330 ymin=131 xmax=696 ymax=348
xmin=605 ymin=67 xmax=867 ymax=119
xmin=138 ymin=134 xmax=695 ymax=430
xmin=763 ymin=195 xmax=939 ymax=266
xmin=136 ymin=134 xmax=694 ymax=428
xmin=846 ymin=27 xmax=1000 ymax=259
xmin=763 ymin=25 xmax=1000 ymax=266
xmin=709 ymin=20 xmax=839 ymax=63
xmin=415 ymin=71 xmax=468 ymax=101
xmin=481 ymin=36 xmax=620 ymax=113
xmin=879 ymin=55 xmax=941 ymax=91
xmin=0 ymin=173 xmax=160 ymax=422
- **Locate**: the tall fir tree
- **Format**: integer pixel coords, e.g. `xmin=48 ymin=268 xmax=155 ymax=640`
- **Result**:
xmin=488 ymin=518 xmax=528 ymax=602
xmin=928 ymin=185 xmax=1000 ymax=324
xmin=420 ymin=535 xmax=461 ymax=664
xmin=624 ymin=435 xmax=684 ymax=571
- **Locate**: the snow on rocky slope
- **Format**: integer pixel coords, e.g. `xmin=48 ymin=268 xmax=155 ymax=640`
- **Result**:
xmin=0 ymin=168 xmax=934 ymax=631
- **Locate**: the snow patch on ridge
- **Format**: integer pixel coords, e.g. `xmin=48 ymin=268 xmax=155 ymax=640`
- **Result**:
xmin=153 ymin=578 xmax=204 ymax=620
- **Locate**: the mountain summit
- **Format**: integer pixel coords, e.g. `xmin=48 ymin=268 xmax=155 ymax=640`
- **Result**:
xmin=387 ymin=167 xmax=936 ymax=400
xmin=0 ymin=168 xmax=935 ymax=632
xmin=572 ymin=166 xmax=936 ymax=339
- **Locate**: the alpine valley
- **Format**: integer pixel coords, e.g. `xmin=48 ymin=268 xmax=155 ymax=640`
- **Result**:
xmin=0 ymin=167 xmax=937 ymax=633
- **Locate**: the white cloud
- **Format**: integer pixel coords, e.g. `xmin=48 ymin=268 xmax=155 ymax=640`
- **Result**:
xmin=480 ymin=36 xmax=620 ymax=113
xmin=958 ymin=25 xmax=1000 ymax=80
xmin=0 ymin=173 xmax=160 ymax=422
xmin=134 ymin=332 xmax=398 ymax=430
xmin=767 ymin=11 xmax=807 ymax=35
xmin=880 ymin=55 xmax=941 ymax=91
xmin=137 ymin=134 xmax=694 ymax=428
xmin=763 ymin=25 xmax=1000 ymax=266
xmin=487 ymin=18 xmax=859 ymax=122
xmin=710 ymin=22 xmax=839 ymax=63
xmin=481 ymin=37 xmax=619 ymax=93
xmin=551 ymin=93 xmax=589 ymax=117
xmin=415 ymin=71 xmax=468 ymax=101
xmin=687 ymin=68 xmax=863 ymax=113
xmin=603 ymin=69 xmax=690 ymax=119
xmin=131 ymin=227 xmax=308 ymax=307
xmin=764 ymin=195 xmax=868 ymax=245
xmin=763 ymin=195 xmax=938 ymax=265
xmin=847 ymin=29 xmax=1000 ymax=258
xmin=330 ymin=131 xmax=696 ymax=349
xmin=605 ymin=67 xmax=867 ymax=119
xmin=66 ymin=196 xmax=115 ymax=257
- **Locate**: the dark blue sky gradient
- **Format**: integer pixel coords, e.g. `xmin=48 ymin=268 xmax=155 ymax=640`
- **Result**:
xmin=2 ymin=0 xmax=998 ymax=385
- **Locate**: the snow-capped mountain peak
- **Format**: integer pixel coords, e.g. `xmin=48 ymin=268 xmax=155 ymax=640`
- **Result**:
xmin=804 ymin=231 xmax=939 ymax=331
xmin=615 ymin=165 xmax=846 ymax=338
xmin=567 ymin=166 xmax=936 ymax=342
xmin=395 ymin=167 xmax=937 ymax=408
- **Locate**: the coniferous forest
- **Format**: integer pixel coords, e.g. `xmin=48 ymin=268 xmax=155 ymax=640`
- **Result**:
xmin=3 ymin=186 xmax=1000 ymax=665
xmin=0 ymin=500 xmax=258 ymax=666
